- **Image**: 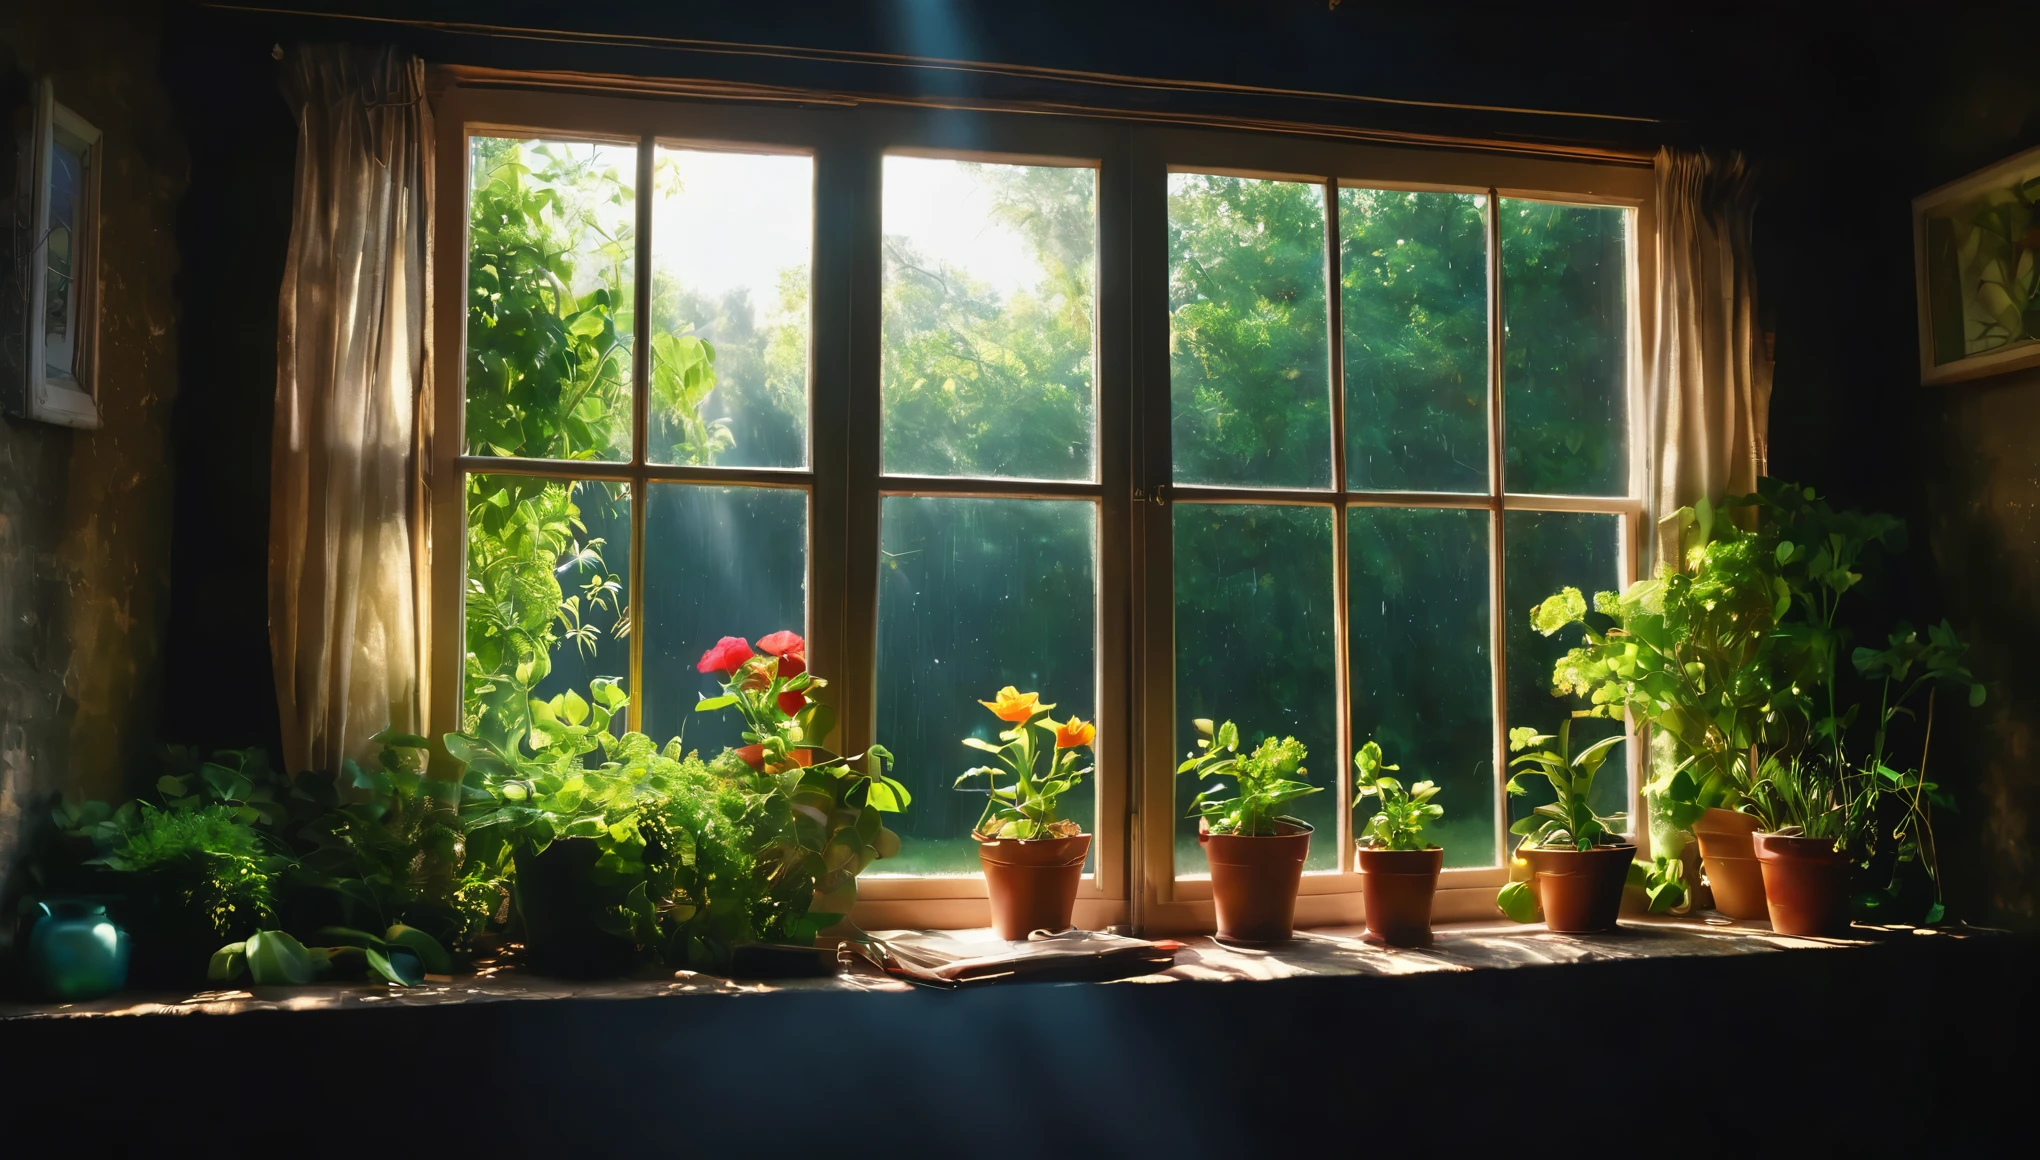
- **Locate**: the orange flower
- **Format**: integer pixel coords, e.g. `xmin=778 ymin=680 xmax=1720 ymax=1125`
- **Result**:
xmin=1051 ymin=716 xmax=1097 ymax=749
xmin=979 ymin=686 xmax=1051 ymax=723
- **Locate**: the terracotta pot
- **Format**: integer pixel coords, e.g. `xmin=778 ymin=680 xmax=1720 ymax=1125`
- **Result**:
xmin=978 ymin=834 xmax=1091 ymax=940
xmin=1752 ymin=832 xmax=1852 ymax=936
xmin=1356 ymin=845 xmax=1443 ymax=947
xmin=1692 ymin=807 xmax=1768 ymax=919
xmin=1522 ymin=844 xmax=1635 ymax=933
xmin=1200 ymin=822 xmax=1312 ymax=944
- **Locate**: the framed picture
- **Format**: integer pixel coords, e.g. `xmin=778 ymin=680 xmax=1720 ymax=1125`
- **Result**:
xmin=1912 ymin=142 xmax=2040 ymax=386
xmin=6 ymin=78 xmax=102 ymax=427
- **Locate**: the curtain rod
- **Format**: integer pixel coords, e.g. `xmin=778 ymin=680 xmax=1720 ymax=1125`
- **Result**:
xmin=434 ymin=65 xmax=1656 ymax=166
xmin=201 ymin=3 xmax=1661 ymax=129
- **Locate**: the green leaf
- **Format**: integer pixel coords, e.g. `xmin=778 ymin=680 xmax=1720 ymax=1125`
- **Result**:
xmin=208 ymin=943 xmax=248 ymax=983
xmin=694 ymin=694 xmax=738 ymax=712
xmin=384 ymin=925 xmax=453 ymax=975
xmin=364 ymin=946 xmax=423 ymax=987
xmin=1497 ymin=880 xmax=1541 ymax=924
xmin=244 ymin=930 xmax=314 ymax=986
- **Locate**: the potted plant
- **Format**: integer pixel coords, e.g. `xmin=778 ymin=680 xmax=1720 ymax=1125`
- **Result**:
xmin=1352 ymin=739 xmax=1444 ymax=947
xmin=449 ymin=681 xmax=766 ymax=977
xmin=955 ymin=687 xmax=1096 ymax=940
xmin=1177 ymin=719 xmax=1321 ymax=944
xmin=695 ymin=631 xmax=911 ymax=941
xmin=1496 ymin=722 xmax=1633 ymax=933
xmin=1742 ymin=622 xmax=1982 ymax=935
xmin=1532 ymin=496 xmax=1792 ymax=920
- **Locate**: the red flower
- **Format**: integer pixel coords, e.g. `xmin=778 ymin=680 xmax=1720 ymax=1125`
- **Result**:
xmin=778 ymin=689 xmax=807 ymax=716
xmin=758 ymin=630 xmax=806 ymax=677
xmin=697 ymin=636 xmax=755 ymax=675
xmin=734 ymin=744 xmax=765 ymax=770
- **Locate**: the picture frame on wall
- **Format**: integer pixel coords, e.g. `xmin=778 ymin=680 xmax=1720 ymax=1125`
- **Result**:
xmin=5 ymin=78 xmax=103 ymax=428
xmin=1913 ymin=142 xmax=2040 ymax=386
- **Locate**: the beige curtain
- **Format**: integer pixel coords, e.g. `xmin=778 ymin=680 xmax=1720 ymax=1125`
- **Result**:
xmin=271 ymin=46 xmax=433 ymax=775
xmin=1648 ymin=146 xmax=1772 ymax=564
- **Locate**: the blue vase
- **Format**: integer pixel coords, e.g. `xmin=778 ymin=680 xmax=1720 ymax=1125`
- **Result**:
xmin=29 ymin=900 xmax=130 ymax=1000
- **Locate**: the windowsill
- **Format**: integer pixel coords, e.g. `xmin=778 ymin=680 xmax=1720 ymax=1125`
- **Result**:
xmin=0 ymin=914 xmax=2000 ymax=1021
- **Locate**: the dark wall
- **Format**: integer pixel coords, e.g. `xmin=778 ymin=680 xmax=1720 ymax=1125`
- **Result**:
xmin=157 ymin=2 xmax=2040 ymax=921
xmin=0 ymin=0 xmax=188 ymax=934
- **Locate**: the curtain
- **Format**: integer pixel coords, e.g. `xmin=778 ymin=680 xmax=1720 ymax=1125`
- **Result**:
xmin=1647 ymin=146 xmax=1772 ymax=563
xmin=271 ymin=46 xmax=433 ymax=775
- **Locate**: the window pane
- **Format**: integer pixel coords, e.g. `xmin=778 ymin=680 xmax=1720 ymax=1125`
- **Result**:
xmin=1174 ymin=504 xmax=1339 ymax=874
xmin=1170 ymin=174 xmax=1332 ymax=489
xmin=640 ymin=485 xmax=808 ymax=753
xmin=1349 ymin=506 xmax=1497 ymax=867
xmin=1340 ymin=188 xmax=1489 ymax=494
xmin=881 ymin=157 xmax=1097 ymax=481
xmin=875 ymin=497 xmax=1098 ymax=875
xmin=1501 ymin=200 xmax=1629 ymax=496
xmin=463 ymin=474 xmax=631 ymax=753
xmin=466 ymin=138 xmax=636 ymax=462
xmin=649 ymin=149 xmax=811 ymax=469
xmin=1503 ymin=510 xmax=1628 ymax=829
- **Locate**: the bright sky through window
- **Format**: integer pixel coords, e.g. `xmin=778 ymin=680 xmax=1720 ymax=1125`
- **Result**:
xmin=652 ymin=149 xmax=813 ymax=321
xmin=882 ymin=155 xmax=1048 ymax=299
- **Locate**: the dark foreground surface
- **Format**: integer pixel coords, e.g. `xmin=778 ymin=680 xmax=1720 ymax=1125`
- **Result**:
xmin=4 ymin=920 xmax=2033 ymax=1156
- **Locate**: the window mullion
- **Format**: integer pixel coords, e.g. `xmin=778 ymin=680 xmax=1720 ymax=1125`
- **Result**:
xmin=625 ymin=135 xmax=655 ymax=737
xmin=1326 ymin=179 xmax=1353 ymax=874
xmin=1485 ymin=186 xmax=1509 ymax=870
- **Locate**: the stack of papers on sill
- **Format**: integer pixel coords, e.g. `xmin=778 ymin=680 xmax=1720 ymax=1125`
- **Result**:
xmin=842 ymin=928 xmax=1180 ymax=988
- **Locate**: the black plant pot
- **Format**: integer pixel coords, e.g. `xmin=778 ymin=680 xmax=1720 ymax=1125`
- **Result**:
xmin=515 ymin=838 xmax=637 ymax=978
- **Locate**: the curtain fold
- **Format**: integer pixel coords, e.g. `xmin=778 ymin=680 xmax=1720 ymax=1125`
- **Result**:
xmin=271 ymin=45 xmax=433 ymax=775
xmin=1648 ymin=146 xmax=1772 ymax=563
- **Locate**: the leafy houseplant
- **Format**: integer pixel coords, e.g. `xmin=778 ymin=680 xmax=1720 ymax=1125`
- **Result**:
xmin=452 ymin=678 xmax=769 ymax=976
xmin=695 ymin=631 xmax=910 ymax=934
xmin=1537 ymin=480 xmax=1987 ymax=930
xmin=1495 ymin=723 xmax=1634 ymax=933
xmin=1532 ymin=500 xmax=1787 ymax=919
xmin=1352 ymin=740 xmax=1446 ymax=947
xmin=1742 ymin=621 xmax=1982 ymax=934
xmin=955 ymin=687 xmax=1096 ymax=939
xmin=1177 ymin=719 xmax=1319 ymax=943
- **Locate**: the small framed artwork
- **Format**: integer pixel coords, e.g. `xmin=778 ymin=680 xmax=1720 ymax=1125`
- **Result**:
xmin=1913 ymin=142 xmax=2040 ymax=386
xmin=8 ymin=78 xmax=103 ymax=427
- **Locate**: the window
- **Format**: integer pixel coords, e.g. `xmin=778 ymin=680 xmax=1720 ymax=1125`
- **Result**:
xmin=435 ymin=92 xmax=1648 ymax=933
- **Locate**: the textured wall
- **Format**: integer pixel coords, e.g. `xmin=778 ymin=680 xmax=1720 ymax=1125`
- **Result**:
xmin=0 ymin=0 xmax=186 ymax=929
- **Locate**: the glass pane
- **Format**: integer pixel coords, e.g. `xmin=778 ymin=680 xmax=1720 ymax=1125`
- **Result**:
xmin=466 ymin=137 xmax=637 ymax=462
xmin=1169 ymin=173 xmax=1332 ymax=490
xmin=1501 ymin=200 xmax=1629 ymax=496
xmin=1349 ymin=507 xmax=1497 ymax=867
xmin=1503 ymin=510 xmax=1628 ymax=831
xmin=43 ymin=124 xmax=90 ymax=384
xmin=1174 ymin=504 xmax=1339 ymax=875
xmin=881 ymin=157 xmax=1097 ymax=481
xmin=875 ymin=497 xmax=1098 ymax=875
xmin=462 ymin=474 xmax=631 ymax=754
xmin=649 ymin=149 xmax=811 ymax=469
xmin=640 ymin=485 xmax=808 ymax=753
xmin=1340 ymin=188 xmax=1489 ymax=494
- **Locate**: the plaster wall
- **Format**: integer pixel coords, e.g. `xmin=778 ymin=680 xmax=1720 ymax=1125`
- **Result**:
xmin=0 ymin=0 xmax=186 ymax=928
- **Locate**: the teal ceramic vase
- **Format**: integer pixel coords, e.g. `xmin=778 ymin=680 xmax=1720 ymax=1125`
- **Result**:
xmin=29 ymin=901 xmax=130 ymax=1000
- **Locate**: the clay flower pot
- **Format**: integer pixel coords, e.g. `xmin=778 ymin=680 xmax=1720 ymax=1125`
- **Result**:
xmin=1692 ymin=807 xmax=1768 ymax=919
xmin=1752 ymin=832 xmax=1852 ymax=936
xmin=978 ymin=833 xmax=1091 ymax=940
xmin=1199 ymin=821 xmax=1312 ymax=944
xmin=1522 ymin=843 xmax=1635 ymax=933
xmin=1356 ymin=845 xmax=1443 ymax=947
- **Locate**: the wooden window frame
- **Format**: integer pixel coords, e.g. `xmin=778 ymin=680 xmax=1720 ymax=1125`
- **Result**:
xmin=428 ymin=81 xmax=1655 ymax=936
